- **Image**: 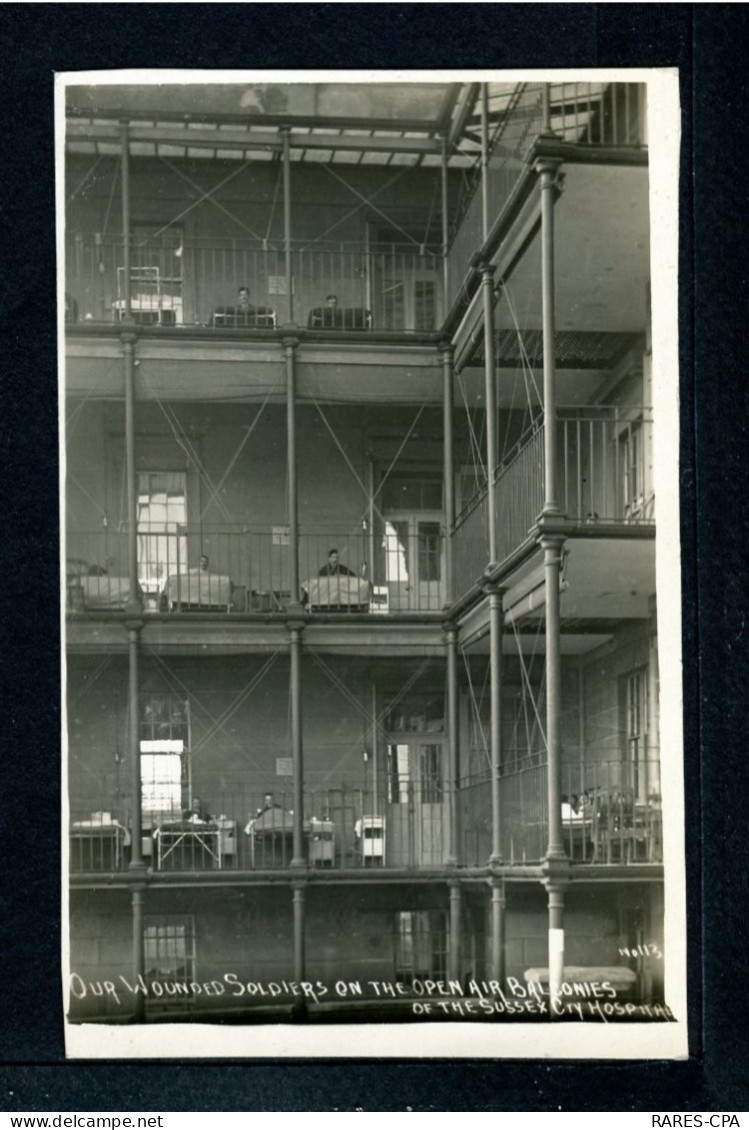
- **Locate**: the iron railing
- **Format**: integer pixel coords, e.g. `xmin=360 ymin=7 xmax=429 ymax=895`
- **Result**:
xmin=446 ymin=82 xmax=648 ymax=310
xmin=66 ymin=525 xmax=446 ymax=615
xmin=64 ymin=235 xmax=443 ymax=332
xmin=452 ymin=409 xmax=654 ymax=598
xmin=69 ymin=754 xmax=661 ymax=873
xmin=459 ymin=755 xmax=662 ymax=866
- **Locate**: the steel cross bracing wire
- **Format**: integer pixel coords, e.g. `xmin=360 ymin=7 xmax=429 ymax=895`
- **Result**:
xmin=355 ymin=403 xmax=426 ymax=530
xmin=154 ymin=157 xmax=269 ymax=244
xmin=138 ymin=363 xmax=286 ymax=532
xmin=67 ymin=153 xmax=105 ymax=204
xmin=297 ymin=164 xmax=419 ymax=253
xmin=142 ymin=647 xmax=282 ymax=771
xmin=509 ymin=614 xmax=548 ymax=752
xmin=320 ymin=162 xmax=429 ymax=251
xmin=307 ymin=650 xmax=437 ymax=786
xmin=460 ymin=646 xmax=491 ymax=772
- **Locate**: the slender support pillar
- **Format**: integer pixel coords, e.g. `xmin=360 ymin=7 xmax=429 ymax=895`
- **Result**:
xmin=131 ymin=885 xmax=146 ymax=1022
xmin=480 ymin=84 xmax=490 ymax=242
xmin=128 ymin=624 xmax=144 ymax=870
xmin=489 ymin=879 xmax=505 ymax=983
xmin=371 ymin=681 xmax=379 ymax=815
xmin=445 ymin=625 xmax=460 ymax=866
xmin=123 ymin=334 xmax=141 ymax=614
xmin=448 ymin=880 xmax=462 ymax=982
xmin=488 ymin=586 xmax=503 ymax=863
xmin=536 ymin=158 xmax=564 ymax=517
xmin=481 ymin=265 xmax=499 ymax=567
xmin=292 ymin=881 xmax=306 ymax=983
xmin=546 ymin=882 xmax=566 ymax=1007
xmin=441 ymin=136 xmax=450 ymax=316
xmin=121 ymin=122 xmax=131 ymax=319
xmin=284 ymin=337 xmax=300 ymax=604
xmin=289 ymin=622 xmax=305 ymax=868
xmin=543 ymin=534 xmax=566 ymax=860
xmin=281 ymin=128 xmax=294 ymax=324
xmin=441 ymin=343 xmax=455 ymax=605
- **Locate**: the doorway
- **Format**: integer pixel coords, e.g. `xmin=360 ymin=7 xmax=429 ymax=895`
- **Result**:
xmin=386 ymin=737 xmax=448 ymax=866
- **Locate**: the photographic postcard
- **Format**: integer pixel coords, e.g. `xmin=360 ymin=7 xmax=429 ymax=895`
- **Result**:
xmin=59 ymin=67 xmax=686 ymax=1059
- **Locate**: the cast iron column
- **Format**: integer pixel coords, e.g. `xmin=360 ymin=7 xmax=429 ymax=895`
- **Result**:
xmin=489 ymin=878 xmax=505 ymax=983
xmin=448 ymin=880 xmax=462 ymax=982
xmin=445 ymin=624 xmax=460 ymax=866
xmin=441 ymin=135 xmax=450 ymax=318
xmin=123 ymin=334 xmax=141 ymax=615
xmin=537 ymin=157 xmax=563 ymax=518
xmin=488 ymin=585 xmax=503 ymax=864
xmin=441 ymin=342 xmax=455 ymax=605
xmin=292 ymin=881 xmax=306 ymax=983
xmin=131 ymin=884 xmax=146 ymax=1022
xmin=480 ymin=84 xmax=490 ymax=241
xmin=285 ymin=336 xmax=300 ymax=606
xmin=121 ymin=121 xmax=131 ymax=320
xmin=281 ymin=127 xmax=294 ymax=324
xmin=289 ymin=620 xmax=305 ymax=868
xmin=481 ymin=265 xmax=499 ymax=568
xmin=127 ymin=623 xmax=144 ymax=871
xmin=537 ymin=146 xmax=569 ymax=1010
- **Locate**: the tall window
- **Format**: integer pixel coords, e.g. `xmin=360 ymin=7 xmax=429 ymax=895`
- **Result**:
xmin=144 ymin=916 xmax=195 ymax=998
xmin=140 ymin=693 xmax=190 ymax=818
xmin=137 ymin=471 xmax=187 ymax=597
xmin=625 ymin=668 xmax=649 ymax=800
xmin=620 ymin=419 xmax=644 ymax=519
xmin=420 ymin=744 xmax=443 ymax=803
xmin=394 ymin=910 xmax=448 ymax=983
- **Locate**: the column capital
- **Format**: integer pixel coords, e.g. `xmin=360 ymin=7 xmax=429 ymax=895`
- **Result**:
xmin=291 ymin=878 xmax=308 ymax=892
xmin=124 ymin=616 xmax=144 ymax=632
xmin=541 ymin=858 xmax=571 ymax=891
xmin=442 ymin=622 xmax=458 ymax=645
xmin=448 ymin=876 xmax=462 ymax=892
xmin=127 ymin=867 xmax=148 ymax=886
xmin=538 ymin=531 xmax=567 ymax=554
xmin=282 ymin=332 xmax=300 ymax=349
xmin=286 ymin=616 xmax=306 ymax=635
xmin=119 ymin=326 xmax=138 ymax=344
xmin=438 ymin=339 xmax=454 ymax=359
xmin=534 ymin=155 xmax=565 ymax=180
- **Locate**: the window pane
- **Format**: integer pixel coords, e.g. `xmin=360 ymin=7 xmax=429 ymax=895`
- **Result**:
xmin=418 ymin=522 xmax=441 ymax=581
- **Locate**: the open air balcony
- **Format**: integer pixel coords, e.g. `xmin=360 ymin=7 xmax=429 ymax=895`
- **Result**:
xmin=69 ymin=752 xmax=661 ymax=876
xmin=460 ymin=754 xmax=662 ymax=867
xmin=66 ymin=523 xmax=446 ymax=616
xmin=65 ymin=236 xmax=443 ymax=334
xmin=453 ymin=407 xmax=654 ymax=596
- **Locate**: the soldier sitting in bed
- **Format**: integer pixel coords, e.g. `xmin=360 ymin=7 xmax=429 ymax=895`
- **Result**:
xmin=318 ymin=548 xmax=355 ymax=577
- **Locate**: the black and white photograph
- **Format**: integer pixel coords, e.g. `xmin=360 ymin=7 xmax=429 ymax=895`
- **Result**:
xmin=60 ymin=69 xmax=685 ymax=1059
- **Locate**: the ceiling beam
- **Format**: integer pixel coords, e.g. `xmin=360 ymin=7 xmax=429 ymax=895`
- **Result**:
xmin=66 ymin=121 xmax=443 ymax=155
xmin=66 ymin=107 xmax=445 ymax=134
xmin=447 ymin=83 xmax=480 ymax=148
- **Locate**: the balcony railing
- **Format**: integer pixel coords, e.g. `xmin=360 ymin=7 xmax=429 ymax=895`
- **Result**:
xmin=69 ymin=784 xmax=453 ymax=873
xmin=446 ymin=82 xmax=647 ymax=311
xmin=69 ymin=753 xmax=661 ymax=875
xmin=460 ymin=755 xmax=662 ymax=866
xmin=452 ymin=409 xmax=654 ymax=597
xmin=65 ymin=235 xmax=443 ymax=332
xmin=66 ymin=525 xmax=446 ymax=615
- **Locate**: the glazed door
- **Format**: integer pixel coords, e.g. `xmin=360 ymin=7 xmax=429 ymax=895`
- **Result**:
xmin=383 ymin=513 xmax=444 ymax=612
xmin=387 ymin=739 xmax=448 ymax=866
